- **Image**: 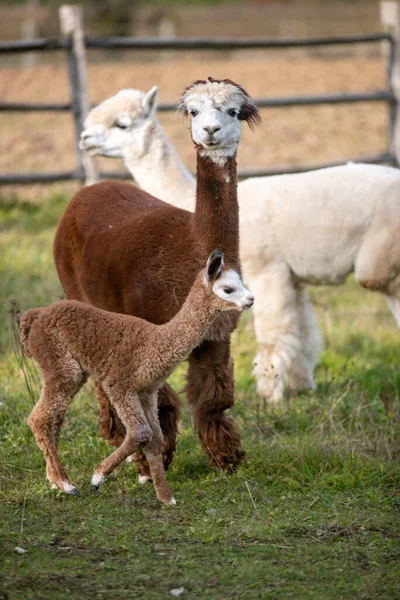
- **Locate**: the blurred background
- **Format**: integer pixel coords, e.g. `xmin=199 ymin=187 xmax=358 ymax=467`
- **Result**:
xmin=0 ymin=0 xmax=389 ymax=198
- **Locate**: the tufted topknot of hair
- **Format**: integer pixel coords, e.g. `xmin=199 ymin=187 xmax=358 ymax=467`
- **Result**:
xmin=178 ymin=77 xmax=261 ymax=130
xmin=85 ymin=89 xmax=146 ymax=128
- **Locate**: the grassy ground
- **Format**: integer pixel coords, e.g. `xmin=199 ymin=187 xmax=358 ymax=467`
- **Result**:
xmin=0 ymin=191 xmax=400 ymax=600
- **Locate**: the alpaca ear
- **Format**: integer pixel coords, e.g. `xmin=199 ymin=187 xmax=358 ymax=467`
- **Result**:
xmin=238 ymin=100 xmax=261 ymax=130
xmin=142 ymin=86 xmax=159 ymax=118
xmin=205 ymin=250 xmax=224 ymax=283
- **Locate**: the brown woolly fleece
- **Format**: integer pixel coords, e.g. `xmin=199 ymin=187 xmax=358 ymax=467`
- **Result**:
xmin=53 ymin=78 xmax=260 ymax=472
xmin=21 ymin=256 xmax=246 ymax=503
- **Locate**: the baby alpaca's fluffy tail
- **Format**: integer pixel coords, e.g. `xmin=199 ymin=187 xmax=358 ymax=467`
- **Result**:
xmin=19 ymin=309 xmax=42 ymax=357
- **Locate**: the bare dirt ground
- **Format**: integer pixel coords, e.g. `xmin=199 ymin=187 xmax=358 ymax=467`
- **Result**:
xmin=0 ymin=52 xmax=389 ymax=199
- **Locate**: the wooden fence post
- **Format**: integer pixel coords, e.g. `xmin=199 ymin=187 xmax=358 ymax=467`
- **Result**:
xmin=381 ymin=0 xmax=400 ymax=165
xmin=59 ymin=4 xmax=98 ymax=186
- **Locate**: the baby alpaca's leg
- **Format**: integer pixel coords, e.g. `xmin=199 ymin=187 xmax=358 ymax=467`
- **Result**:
xmin=249 ymin=264 xmax=302 ymax=406
xmin=94 ymin=380 xmax=125 ymax=447
xmin=28 ymin=363 xmax=85 ymax=494
xmin=91 ymin=388 xmax=152 ymax=488
xmin=287 ymin=285 xmax=323 ymax=392
xmin=129 ymin=382 xmax=181 ymax=483
xmin=141 ymin=391 xmax=175 ymax=505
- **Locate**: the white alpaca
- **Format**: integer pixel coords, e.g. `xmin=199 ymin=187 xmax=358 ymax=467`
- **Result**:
xmin=80 ymin=87 xmax=400 ymax=404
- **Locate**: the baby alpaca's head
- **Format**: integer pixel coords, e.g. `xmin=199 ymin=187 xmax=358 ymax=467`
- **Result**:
xmin=203 ymin=250 xmax=254 ymax=312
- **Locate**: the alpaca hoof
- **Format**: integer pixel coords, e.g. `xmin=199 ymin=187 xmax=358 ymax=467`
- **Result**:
xmin=91 ymin=472 xmax=105 ymax=488
xmin=138 ymin=475 xmax=152 ymax=485
xmin=209 ymin=448 xmax=245 ymax=471
xmin=256 ymin=378 xmax=285 ymax=406
xmin=62 ymin=481 xmax=79 ymax=496
xmin=162 ymin=496 xmax=176 ymax=505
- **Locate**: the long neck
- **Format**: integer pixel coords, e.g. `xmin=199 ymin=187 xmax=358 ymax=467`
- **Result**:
xmin=123 ymin=120 xmax=196 ymax=210
xmin=152 ymin=280 xmax=218 ymax=375
xmin=193 ymin=153 xmax=240 ymax=266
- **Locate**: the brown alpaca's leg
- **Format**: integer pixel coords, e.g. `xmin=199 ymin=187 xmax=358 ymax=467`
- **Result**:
xmin=141 ymin=391 xmax=175 ymax=505
xmin=186 ymin=340 xmax=245 ymax=470
xmin=28 ymin=374 xmax=84 ymax=494
xmin=91 ymin=390 xmax=152 ymax=488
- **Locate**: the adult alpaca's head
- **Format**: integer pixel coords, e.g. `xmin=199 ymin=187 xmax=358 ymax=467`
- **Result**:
xmin=179 ymin=77 xmax=260 ymax=164
xmin=80 ymin=87 xmax=159 ymax=158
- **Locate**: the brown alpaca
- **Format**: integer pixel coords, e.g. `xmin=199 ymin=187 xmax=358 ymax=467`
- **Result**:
xmin=53 ymin=77 xmax=260 ymax=474
xmin=21 ymin=251 xmax=254 ymax=503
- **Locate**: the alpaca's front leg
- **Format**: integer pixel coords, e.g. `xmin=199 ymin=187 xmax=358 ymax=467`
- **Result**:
xmin=249 ymin=265 xmax=302 ymax=406
xmin=91 ymin=389 xmax=152 ymax=488
xmin=287 ymin=285 xmax=322 ymax=392
xmin=186 ymin=340 xmax=244 ymax=470
xmin=95 ymin=382 xmax=181 ymax=482
xmin=94 ymin=381 xmax=126 ymax=447
xmin=140 ymin=391 xmax=176 ymax=505
xmin=123 ymin=383 xmax=181 ymax=483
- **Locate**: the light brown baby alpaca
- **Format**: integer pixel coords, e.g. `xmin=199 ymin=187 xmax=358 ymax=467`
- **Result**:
xmin=20 ymin=251 xmax=254 ymax=504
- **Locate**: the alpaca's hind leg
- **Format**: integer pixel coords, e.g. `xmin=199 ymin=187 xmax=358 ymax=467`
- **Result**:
xmin=249 ymin=264 xmax=302 ymax=406
xmin=28 ymin=367 xmax=84 ymax=494
xmin=384 ymin=294 xmax=400 ymax=328
xmin=140 ymin=391 xmax=175 ymax=505
xmin=186 ymin=339 xmax=244 ymax=470
xmin=355 ymin=227 xmax=400 ymax=326
xmin=91 ymin=389 xmax=152 ymax=488
xmin=288 ymin=285 xmax=323 ymax=392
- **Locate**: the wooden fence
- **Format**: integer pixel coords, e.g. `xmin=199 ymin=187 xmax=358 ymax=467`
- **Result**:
xmin=1 ymin=2 xmax=400 ymax=186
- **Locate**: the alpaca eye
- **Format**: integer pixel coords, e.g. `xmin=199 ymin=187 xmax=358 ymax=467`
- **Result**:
xmin=224 ymin=287 xmax=234 ymax=294
xmin=115 ymin=122 xmax=129 ymax=129
xmin=188 ymin=109 xmax=198 ymax=117
xmin=228 ymin=109 xmax=238 ymax=118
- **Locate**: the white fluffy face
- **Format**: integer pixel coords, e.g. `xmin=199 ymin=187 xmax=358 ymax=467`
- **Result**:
xmin=212 ymin=269 xmax=254 ymax=310
xmin=180 ymin=81 xmax=246 ymax=162
xmin=80 ymin=87 xmax=158 ymax=159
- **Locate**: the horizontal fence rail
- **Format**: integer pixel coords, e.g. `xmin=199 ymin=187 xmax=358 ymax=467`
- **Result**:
xmin=0 ymin=32 xmax=392 ymax=54
xmin=84 ymin=32 xmax=393 ymax=50
xmin=0 ymin=38 xmax=66 ymax=53
xmin=0 ymin=26 xmax=397 ymax=185
xmin=0 ymin=101 xmax=72 ymax=111
xmin=1 ymin=91 xmax=394 ymax=113
xmin=1 ymin=152 xmax=395 ymax=185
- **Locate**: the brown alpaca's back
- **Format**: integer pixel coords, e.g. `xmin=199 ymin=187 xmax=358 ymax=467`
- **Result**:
xmin=54 ymin=181 xmax=202 ymax=323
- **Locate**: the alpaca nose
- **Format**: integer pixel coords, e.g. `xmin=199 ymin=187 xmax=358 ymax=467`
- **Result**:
xmin=203 ymin=125 xmax=221 ymax=135
xmin=81 ymin=128 xmax=94 ymax=139
xmin=246 ymin=295 xmax=255 ymax=308
xmin=81 ymin=125 xmax=103 ymax=139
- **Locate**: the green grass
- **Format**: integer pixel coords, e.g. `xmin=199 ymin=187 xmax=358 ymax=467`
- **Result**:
xmin=1 ymin=192 xmax=399 ymax=600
